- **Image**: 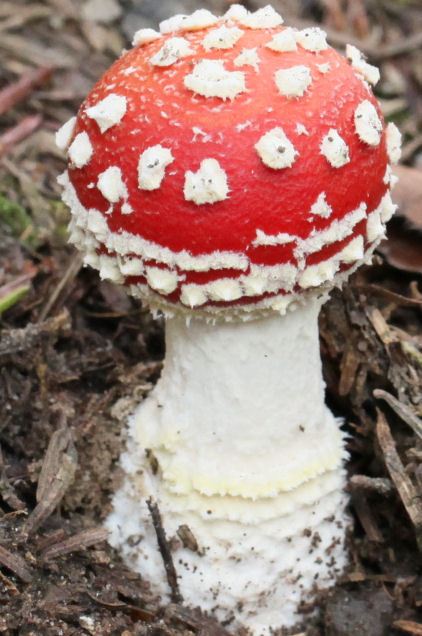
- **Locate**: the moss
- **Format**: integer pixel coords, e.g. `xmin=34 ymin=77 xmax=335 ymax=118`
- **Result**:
xmin=0 ymin=191 xmax=32 ymax=237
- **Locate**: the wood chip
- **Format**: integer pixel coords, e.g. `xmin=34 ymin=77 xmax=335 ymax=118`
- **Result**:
xmin=339 ymin=338 xmax=361 ymax=396
xmin=41 ymin=527 xmax=109 ymax=561
xmin=374 ymin=389 xmax=422 ymax=439
xmin=36 ymin=425 xmax=73 ymax=502
xmin=349 ymin=474 xmax=395 ymax=496
xmin=0 ymin=569 xmax=20 ymax=595
xmin=0 ymin=545 xmax=32 ymax=583
xmin=366 ymin=307 xmax=395 ymax=345
xmin=176 ymin=524 xmax=199 ymax=552
xmin=376 ymin=409 xmax=422 ymax=551
xmin=36 ymin=529 xmax=66 ymax=554
xmin=24 ymin=422 xmax=77 ymax=535
xmin=352 ymin=491 xmax=384 ymax=543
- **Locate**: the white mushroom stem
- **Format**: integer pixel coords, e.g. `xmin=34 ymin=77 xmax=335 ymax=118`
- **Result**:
xmin=106 ymin=297 xmax=349 ymax=634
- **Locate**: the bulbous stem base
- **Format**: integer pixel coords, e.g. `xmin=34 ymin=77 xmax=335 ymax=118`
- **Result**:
xmin=106 ymin=299 xmax=350 ymax=633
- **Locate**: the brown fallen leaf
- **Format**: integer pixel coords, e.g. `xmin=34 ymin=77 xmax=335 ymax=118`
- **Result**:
xmin=380 ymin=166 xmax=422 ymax=273
xmin=392 ymin=165 xmax=422 ymax=228
xmin=381 ymin=232 xmax=422 ymax=274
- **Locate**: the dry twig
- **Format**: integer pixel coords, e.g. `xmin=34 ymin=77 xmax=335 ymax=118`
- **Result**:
xmin=355 ymin=284 xmax=422 ymax=309
xmin=376 ymin=409 xmax=422 ymax=551
xmin=0 ymin=545 xmax=32 ymax=583
xmin=41 ymin=527 xmax=109 ymax=561
xmin=374 ymin=389 xmax=422 ymax=439
xmin=349 ymin=474 xmax=395 ymax=496
xmin=147 ymin=497 xmax=183 ymax=604
xmin=351 ymin=491 xmax=384 ymax=543
xmin=164 ymin=604 xmax=230 ymax=636
xmin=0 ymin=66 xmax=51 ymax=116
xmin=37 ymin=254 xmax=83 ymax=323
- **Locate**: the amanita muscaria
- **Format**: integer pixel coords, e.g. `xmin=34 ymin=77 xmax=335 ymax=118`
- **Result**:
xmin=57 ymin=4 xmax=401 ymax=633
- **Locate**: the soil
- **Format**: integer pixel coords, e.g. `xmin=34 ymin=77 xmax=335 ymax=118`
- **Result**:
xmin=0 ymin=1 xmax=421 ymax=635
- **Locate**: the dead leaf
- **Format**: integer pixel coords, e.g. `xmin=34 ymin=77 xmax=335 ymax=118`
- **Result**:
xmin=392 ymin=165 xmax=422 ymax=228
xmin=381 ymin=232 xmax=422 ymax=274
xmin=380 ymin=166 xmax=422 ymax=273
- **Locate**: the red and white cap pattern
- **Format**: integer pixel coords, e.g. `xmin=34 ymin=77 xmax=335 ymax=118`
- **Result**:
xmin=58 ymin=4 xmax=401 ymax=319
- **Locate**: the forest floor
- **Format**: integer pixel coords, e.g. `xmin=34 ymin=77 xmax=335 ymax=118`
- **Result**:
xmin=0 ymin=0 xmax=421 ymax=634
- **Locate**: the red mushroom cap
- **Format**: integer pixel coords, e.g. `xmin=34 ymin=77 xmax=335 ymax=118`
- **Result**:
xmin=58 ymin=6 xmax=400 ymax=319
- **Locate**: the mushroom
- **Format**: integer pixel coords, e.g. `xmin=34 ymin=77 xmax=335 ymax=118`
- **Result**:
xmin=57 ymin=5 xmax=401 ymax=634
